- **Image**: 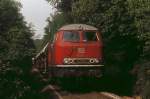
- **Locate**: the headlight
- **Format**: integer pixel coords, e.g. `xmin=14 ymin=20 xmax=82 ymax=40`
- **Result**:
xmin=63 ymin=58 xmax=74 ymax=64
xmin=64 ymin=58 xmax=69 ymax=64
xmin=94 ymin=59 xmax=99 ymax=63
xmin=69 ymin=59 xmax=74 ymax=64
xmin=90 ymin=59 xmax=95 ymax=63
xmin=89 ymin=58 xmax=99 ymax=64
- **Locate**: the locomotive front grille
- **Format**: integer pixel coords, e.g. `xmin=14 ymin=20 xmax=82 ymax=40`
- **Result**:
xmin=64 ymin=58 xmax=100 ymax=65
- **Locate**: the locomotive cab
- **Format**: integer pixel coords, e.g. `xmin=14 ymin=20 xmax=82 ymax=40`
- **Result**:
xmin=48 ymin=24 xmax=104 ymax=77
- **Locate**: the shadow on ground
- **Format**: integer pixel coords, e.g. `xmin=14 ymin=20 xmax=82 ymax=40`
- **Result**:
xmin=53 ymin=73 xmax=135 ymax=96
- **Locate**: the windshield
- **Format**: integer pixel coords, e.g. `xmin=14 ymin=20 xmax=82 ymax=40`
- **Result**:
xmin=63 ymin=31 xmax=80 ymax=42
xmin=83 ymin=31 xmax=98 ymax=41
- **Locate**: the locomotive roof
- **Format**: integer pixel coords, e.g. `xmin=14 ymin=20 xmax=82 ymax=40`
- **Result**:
xmin=59 ymin=24 xmax=98 ymax=31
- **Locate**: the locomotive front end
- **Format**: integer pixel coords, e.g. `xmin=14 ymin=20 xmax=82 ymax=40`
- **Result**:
xmin=51 ymin=24 xmax=104 ymax=77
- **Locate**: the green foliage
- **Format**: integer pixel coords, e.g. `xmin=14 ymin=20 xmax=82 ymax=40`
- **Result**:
xmin=72 ymin=0 xmax=100 ymax=23
xmin=47 ymin=0 xmax=150 ymax=97
xmin=0 ymin=0 xmax=35 ymax=62
xmin=46 ymin=0 xmax=59 ymax=5
xmin=0 ymin=0 xmax=36 ymax=98
xmin=43 ymin=13 xmax=69 ymax=45
xmin=70 ymin=0 xmax=141 ymax=75
xmin=34 ymin=39 xmax=43 ymax=52
xmin=133 ymin=61 xmax=150 ymax=99
xmin=44 ymin=0 xmax=75 ymax=45
xmin=129 ymin=0 xmax=150 ymax=58
xmin=127 ymin=0 xmax=150 ymax=98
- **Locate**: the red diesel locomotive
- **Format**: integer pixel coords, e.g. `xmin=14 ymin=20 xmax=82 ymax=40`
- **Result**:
xmin=32 ymin=24 xmax=104 ymax=77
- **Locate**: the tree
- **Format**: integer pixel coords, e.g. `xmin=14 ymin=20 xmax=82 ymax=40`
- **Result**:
xmin=46 ymin=0 xmax=150 ymax=97
xmin=127 ymin=0 xmax=150 ymax=98
xmin=43 ymin=12 xmax=69 ymax=45
xmin=0 ymin=0 xmax=36 ymax=99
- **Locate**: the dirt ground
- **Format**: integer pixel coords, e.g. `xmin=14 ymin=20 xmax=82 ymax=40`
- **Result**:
xmin=62 ymin=92 xmax=141 ymax=99
xmin=62 ymin=92 xmax=121 ymax=99
xmin=41 ymin=84 xmax=141 ymax=99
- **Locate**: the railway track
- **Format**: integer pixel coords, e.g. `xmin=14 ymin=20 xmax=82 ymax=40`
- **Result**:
xmin=40 ymin=84 xmax=141 ymax=99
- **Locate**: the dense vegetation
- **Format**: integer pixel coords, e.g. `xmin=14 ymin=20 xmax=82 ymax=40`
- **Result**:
xmin=0 ymin=0 xmax=40 ymax=99
xmin=0 ymin=0 xmax=149 ymax=98
xmin=45 ymin=0 xmax=150 ymax=98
